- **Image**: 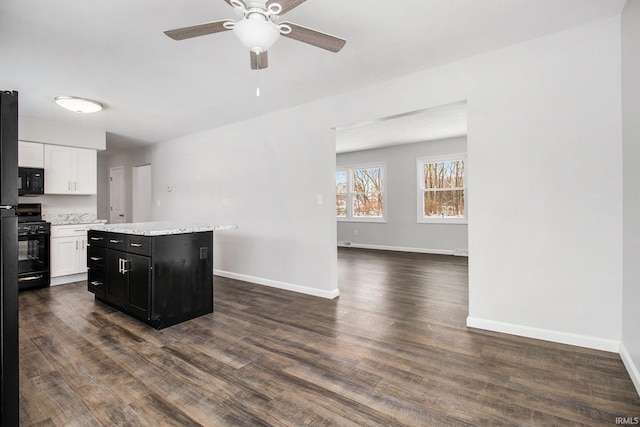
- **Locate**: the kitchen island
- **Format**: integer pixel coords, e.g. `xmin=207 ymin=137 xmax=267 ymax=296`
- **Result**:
xmin=87 ymin=222 xmax=236 ymax=329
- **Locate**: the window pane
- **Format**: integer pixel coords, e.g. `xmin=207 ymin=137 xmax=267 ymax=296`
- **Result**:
xmin=424 ymin=160 xmax=464 ymax=190
xmin=353 ymin=193 xmax=383 ymax=217
xmin=352 ymin=167 xmax=382 ymax=193
xmin=336 ymin=171 xmax=347 ymax=194
xmin=423 ymin=190 xmax=465 ymax=218
xmin=336 ymin=194 xmax=347 ymax=217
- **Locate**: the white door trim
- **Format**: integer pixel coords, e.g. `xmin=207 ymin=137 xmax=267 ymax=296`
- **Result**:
xmin=110 ymin=166 xmax=126 ymax=224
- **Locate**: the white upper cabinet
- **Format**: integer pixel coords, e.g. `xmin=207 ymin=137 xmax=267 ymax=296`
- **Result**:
xmin=44 ymin=145 xmax=97 ymax=195
xmin=18 ymin=141 xmax=44 ymax=167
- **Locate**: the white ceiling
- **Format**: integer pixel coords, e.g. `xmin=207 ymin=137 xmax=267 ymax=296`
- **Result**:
xmin=335 ymin=101 xmax=468 ymax=154
xmin=0 ymin=0 xmax=626 ymax=152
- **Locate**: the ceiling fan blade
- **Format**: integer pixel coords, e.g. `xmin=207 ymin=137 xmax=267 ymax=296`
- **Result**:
xmin=223 ymin=0 xmax=246 ymax=9
xmin=164 ymin=20 xmax=233 ymax=41
xmin=280 ymin=22 xmax=346 ymax=52
xmin=250 ymin=51 xmax=269 ymax=69
xmin=268 ymin=0 xmax=306 ymax=15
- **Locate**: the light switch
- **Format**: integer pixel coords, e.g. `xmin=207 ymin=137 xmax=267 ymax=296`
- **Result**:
xmin=317 ymin=194 xmax=323 ymax=205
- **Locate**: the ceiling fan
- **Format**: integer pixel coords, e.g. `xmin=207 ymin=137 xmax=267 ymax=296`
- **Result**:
xmin=164 ymin=0 xmax=346 ymax=70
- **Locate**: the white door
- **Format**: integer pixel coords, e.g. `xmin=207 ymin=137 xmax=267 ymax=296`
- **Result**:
xmin=132 ymin=164 xmax=152 ymax=222
xmin=110 ymin=166 xmax=126 ymax=224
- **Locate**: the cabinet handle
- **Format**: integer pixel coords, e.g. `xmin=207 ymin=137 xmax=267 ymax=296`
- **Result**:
xmin=119 ymin=258 xmax=130 ymax=274
xmin=109 ymin=239 xmax=122 ymax=244
xmin=19 ymin=275 xmax=43 ymax=282
xmin=76 ymin=240 xmax=78 ymax=250
xmin=82 ymin=239 xmax=85 ymax=250
xmin=90 ymin=256 xmax=102 ymax=261
xmin=91 ymin=281 xmax=103 ymax=287
xmin=90 ymin=237 xmax=103 ymax=241
xmin=130 ymin=243 xmax=143 ymax=247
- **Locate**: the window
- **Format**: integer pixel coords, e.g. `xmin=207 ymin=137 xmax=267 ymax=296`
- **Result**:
xmin=417 ymin=155 xmax=466 ymax=223
xmin=336 ymin=163 xmax=385 ymax=222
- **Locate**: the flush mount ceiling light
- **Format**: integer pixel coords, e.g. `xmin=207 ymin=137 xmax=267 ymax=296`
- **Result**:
xmin=54 ymin=96 xmax=103 ymax=113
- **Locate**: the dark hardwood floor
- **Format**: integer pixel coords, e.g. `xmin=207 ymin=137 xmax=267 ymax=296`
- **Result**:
xmin=18 ymin=248 xmax=640 ymax=426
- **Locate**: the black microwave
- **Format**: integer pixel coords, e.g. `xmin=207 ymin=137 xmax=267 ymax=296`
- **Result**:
xmin=18 ymin=167 xmax=45 ymax=196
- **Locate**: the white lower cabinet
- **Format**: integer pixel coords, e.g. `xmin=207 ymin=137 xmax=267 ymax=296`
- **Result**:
xmin=50 ymin=235 xmax=86 ymax=277
xmin=50 ymin=224 xmax=101 ymax=281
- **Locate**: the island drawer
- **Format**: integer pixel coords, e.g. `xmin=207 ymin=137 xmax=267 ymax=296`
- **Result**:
xmin=88 ymin=230 xmax=108 ymax=247
xmin=106 ymin=233 xmax=127 ymax=250
xmin=88 ymin=269 xmax=106 ymax=298
xmin=88 ymin=246 xmax=106 ymax=269
xmin=126 ymin=235 xmax=151 ymax=256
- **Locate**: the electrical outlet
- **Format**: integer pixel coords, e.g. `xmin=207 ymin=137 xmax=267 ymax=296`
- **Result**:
xmin=354 ymin=230 xmax=358 ymax=236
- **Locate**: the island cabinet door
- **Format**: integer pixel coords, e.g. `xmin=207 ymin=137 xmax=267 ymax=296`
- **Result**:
xmin=127 ymin=253 xmax=151 ymax=320
xmin=106 ymin=249 xmax=128 ymax=307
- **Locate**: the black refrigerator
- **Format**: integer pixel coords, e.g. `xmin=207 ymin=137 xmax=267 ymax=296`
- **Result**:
xmin=0 ymin=90 xmax=19 ymax=426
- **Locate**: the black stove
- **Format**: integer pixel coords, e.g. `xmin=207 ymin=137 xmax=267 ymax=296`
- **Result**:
xmin=16 ymin=203 xmax=50 ymax=290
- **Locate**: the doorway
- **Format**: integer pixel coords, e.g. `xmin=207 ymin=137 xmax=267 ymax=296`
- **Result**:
xmin=132 ymin=164 xmax=152 ymax=222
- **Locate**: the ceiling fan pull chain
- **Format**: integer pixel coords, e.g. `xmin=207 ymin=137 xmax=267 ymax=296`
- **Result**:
xmin=256 ymin=59 xmax=261 ymax=96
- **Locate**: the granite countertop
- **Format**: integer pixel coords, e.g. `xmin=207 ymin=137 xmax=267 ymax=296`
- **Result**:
xmin=88 ymin=221 xmax=238 ymax=236
xmin=44 ymin=213 xmax=107 ymax=226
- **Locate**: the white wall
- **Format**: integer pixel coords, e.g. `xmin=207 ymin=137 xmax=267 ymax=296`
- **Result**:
xmin=621 ymin=0 xmax=640 ymax=394
xmin=19 ymin=117 xmax=105 ymax=150
xmin=336 ymin=137 xmax=468 ymax=254
xmin=465 ymin=18 xmax=622 ymax=351
xmin=146 ymin=104 xmax=339 ymax=298
xmin=117 ymin=16 xmax=622 ymax=353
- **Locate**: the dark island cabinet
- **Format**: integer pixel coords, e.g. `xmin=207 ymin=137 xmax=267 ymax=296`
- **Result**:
xmin=87 ymin=229 xmax=213 ymax=329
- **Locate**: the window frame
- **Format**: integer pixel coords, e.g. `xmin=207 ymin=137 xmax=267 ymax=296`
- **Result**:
xmin=336 ymin=162 xmax=387 ymax=223
xmin=416 ymin=154 xmax=467 ymax=224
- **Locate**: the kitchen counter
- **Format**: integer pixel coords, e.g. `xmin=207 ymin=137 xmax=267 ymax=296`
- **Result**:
xmin=89 ymin=221 xmax=237 ymax=236
xmin=44 ymin=213 xmax=107 ymax=226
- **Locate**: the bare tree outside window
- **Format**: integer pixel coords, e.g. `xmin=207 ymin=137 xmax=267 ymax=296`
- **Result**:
xmin=352 ymin=167 xmax=383 ymax=217
xmin=421 ymin=159 xmax=465 ymax=219
xmin=336 ymin=164 xmax=385 ymax=220
xmin=336 ymin=170 xmax=347 ymax=217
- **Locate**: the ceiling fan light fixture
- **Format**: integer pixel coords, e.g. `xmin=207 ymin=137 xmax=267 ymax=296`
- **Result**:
xmin=233 ymin=13 xmax=280 ymax=53
xmin=54 ymin=96 xmax=103 ymax=113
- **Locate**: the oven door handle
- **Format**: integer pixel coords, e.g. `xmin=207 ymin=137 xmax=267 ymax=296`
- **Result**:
xmin=19 ymin=275 xmax=44 ymax=282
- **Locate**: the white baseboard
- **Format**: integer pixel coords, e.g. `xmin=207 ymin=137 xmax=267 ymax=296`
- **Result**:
xmin=620 ymin=342 xmax=640 ymax=396
xmin=466 ymin=316 xmax=620 ymax=353
xmin=214 ymin=269 xmax=340 ymax=299
xmin=338 ymin=242 xmax=456 ymax=256
xmin=51 ymin=272 xmax=87 ymax=286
